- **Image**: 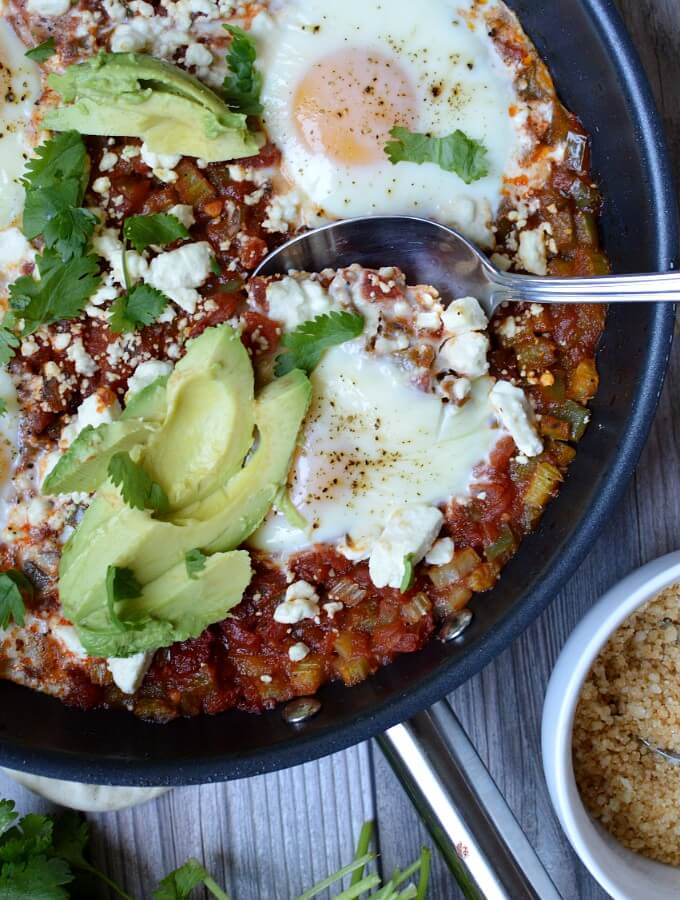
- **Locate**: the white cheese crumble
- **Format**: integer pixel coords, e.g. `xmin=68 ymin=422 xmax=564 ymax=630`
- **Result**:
xmin=0 ymin=227 xmax=34 ymax=275
xmin=517 ymin=225 xmax=550 ymax=276
xmin=490 ymin=380 xmax=543 ymax=457
xmin=52 ymin=624 xmax=88 ymax=659
xmin=66 ymin=337 xmax=97 ymax=376
xmin=126 ymin=359 xmax=173 ymax=398
xmin=185 ymin=42 xmax=213 ymax=67
xmin=99 ymin=151 xmax=118 ymax=172
xmin=92 ymin=176 xmax=111 ymax=194
xmin=61 ymin=389 xmax=122 ymax=448
xmin=442 ymin=297 xmax=488 ymax=335
xmin=26 ymin=0 xmax=70 ymax=15
xmin=323 ymin=602 xmax=343 ymax=619
xmin=106 ymin=652 xmax=154 ymax=694
xmin=369 ymin=505 xmax=444 ymax=590
xmin=425 ymin=537 xmax=455 ymax=566
xmin=168 ymin=204 xmax=195 ymax=229
xmin=146 ymin=241 xmax=213 ymax=313
xmin=262 ymin=191 xmax=301 ymax=234
xmin=266 ymin=277 xmax=333 ymax=332
xmin=288 ymin=642 xmax=310 ymax=662
xmin=273 ymin=581 xmax=320 ymax=624
xmin=140 ymin=142 xmax=181 ymax=183
xmin=439 ymin=332 xmax=490 ymax=379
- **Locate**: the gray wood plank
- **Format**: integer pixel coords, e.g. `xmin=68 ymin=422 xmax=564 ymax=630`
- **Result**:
xmin=0 ymin=2 xmax=677 ymax=900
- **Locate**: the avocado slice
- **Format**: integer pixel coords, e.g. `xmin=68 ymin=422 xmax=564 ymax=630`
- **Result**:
xmin=44 ymin=52 xmax=263 ymax=162
xmin=42 ymin=420 xmax=155 ymax=496
xmin=141 ymin=325 xmax=255 ymax=510
xmin=75 ymin=549 xmax=252 ymax=658
xmin=59 ymin=369 xmax=311 ymax=648
xmin=122 ymin=375 xmax=169 ymax=424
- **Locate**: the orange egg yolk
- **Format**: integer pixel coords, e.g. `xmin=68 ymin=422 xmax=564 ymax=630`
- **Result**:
xmin=293 ymin=48 xmax=417 ymax=165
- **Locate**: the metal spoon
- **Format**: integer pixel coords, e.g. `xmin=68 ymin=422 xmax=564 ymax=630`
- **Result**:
xmin=639 ymin=737 xmax=680 ymax=764
xmin=254 ymin=215 xmax=680 ymax=312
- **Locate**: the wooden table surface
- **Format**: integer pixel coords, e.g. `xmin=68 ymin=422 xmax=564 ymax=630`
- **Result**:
xmin=2 ymin=1 xmax=679 ymax=898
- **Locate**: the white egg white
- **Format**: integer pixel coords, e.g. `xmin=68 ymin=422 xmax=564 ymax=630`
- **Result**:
xmin=255 ymin=0 xmax=521 ymax=245
xmin=251 ymin=340 xmax=501 ymax=555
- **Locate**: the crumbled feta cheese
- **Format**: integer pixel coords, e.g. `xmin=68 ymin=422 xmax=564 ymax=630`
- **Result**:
xmin=92 ymin=176 xmax=111 ymax=194
xmin=107 ymin=652 xmax=154 ymax=694
xmin=121 ymin=145 xmax=141 ymax=160
xmin=185 ymin=42 xmax=213 ymax=67
xmin=288 ymin=642 xmax=310 ymax=662
xmin=66 ymin=337 xmax=97 ymax=376
xmin=273 ymin=581 xmax=320 ymax=624
xmin=452 ymin=377 xmax=471 ymax=401
xmin=110 ymin=19 xmax=153 ymax=52
xmin=167 ymin=204 xmax=195 ymax=229
xmin=425 ymin=537 xmax=455 ymax=566
xmin=490 ymin=380 xmax=543 ymax=457
xmin=146 ymin=241 xmax=213 ymax=313
xmin=337 ymin=529 xmax=379 ymax=562
xmin=61 ymin=389 xmax=122 ymax=447
xmin=0 ymin=227 xmax=34 ymax=275
xmin=374 ymin=333 xmax=410 ymax=354
xmin=27 ymin=497 xmax=47 ymax=527
xmin=52 ymin=624 xmax=88 ymax=659
xmin=26 ymin=0 xmax=69 ymax=15
xmin=439 ymin=332 xmax=490 ymax=378
xmin=266 ymin=276 xmax=333 ymax=332
xmin=52 ymin=332 xmax=72 ymax=351
xmin=415 ymin=310 xmax=441 ymax=331
xmin=323 ymin=602 xmax=344 ymax=619
xmin=262 ymin=191 xmax=301 ymax=234
xmin=497 ymin=316 xmax=517 ymax=340
xmin=442 ymin=297 xmax=488 ymax=335
xmin=260 ymin=674 xmax=272 ymax=683
xmin=369 ymin=505 xmax=444 ymax=589
xmin=99 ymin=151 xmax=118 ymax=172
xmin=140 ymin=142 xmax=181 ymax=183
xmin=517 ymin=225 xmax=549 ymax=276
xmin=126 ymin=359 xmax=173 ymax=398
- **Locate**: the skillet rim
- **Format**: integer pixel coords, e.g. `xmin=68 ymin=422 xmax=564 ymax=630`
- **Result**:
xmin=0 ymin=0 xmax=677 ymax=785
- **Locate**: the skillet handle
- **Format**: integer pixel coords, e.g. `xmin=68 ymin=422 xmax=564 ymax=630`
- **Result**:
xmin=376 ymin=701 xmax=562 ymax=900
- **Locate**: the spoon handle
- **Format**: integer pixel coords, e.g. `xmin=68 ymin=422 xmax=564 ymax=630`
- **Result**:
xmin=492 ymin=270 xmax=680 ymax=305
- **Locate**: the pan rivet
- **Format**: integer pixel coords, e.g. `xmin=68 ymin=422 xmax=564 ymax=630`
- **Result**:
xmin=439 ymin=609 xmax=473 ymax=642
xmin=282 ymin=697 xmax=322 ymax=724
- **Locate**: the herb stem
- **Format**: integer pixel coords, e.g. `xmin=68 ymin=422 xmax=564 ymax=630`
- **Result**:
xmin=350 ymin=820 xmax=374 ymax=885
xmin=204 ymin=872 xmax=232 ymax=900
xmin=296 ymin=852 xmax=376 ymax=900
xmin=77 ymin=859 xmax=134 ymax=900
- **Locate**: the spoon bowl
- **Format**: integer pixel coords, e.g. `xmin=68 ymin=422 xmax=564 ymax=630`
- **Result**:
xmin=254 ymin=215 xmax=680 ymax=314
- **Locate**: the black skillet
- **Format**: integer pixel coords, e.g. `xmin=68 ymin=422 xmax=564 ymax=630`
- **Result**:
xmin=0 ymin=1 xmax=676 ymax=871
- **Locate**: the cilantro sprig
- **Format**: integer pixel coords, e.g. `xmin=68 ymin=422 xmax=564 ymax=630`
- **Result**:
xmin=25 ymin=37 xmax=56 ymax=62
xmin=275 ymin=311 xmax=364 ymax=377
xmin=123 ymin=213 xmax=189 ymax=254
xmin=185 ymin=549 xmax=207 ymax=580
xmin=385 ymin=126 xmax=489 ymax=185
xmin=9 ymin=250 xmax=101 ymax=335
xmin=0 ymin=803 xmax=432 ymax=899
xmin=21 ymin=131 xmax=96 ymax=261
xmin=0 ymin=570 xmax=33 ymax=628
xmin=0 ymin=800 xmax=131 ymax=899
xmin=222 ymin=24 xmax=263 ymax=116
xmin=108 ymin=451 xmax=169 ymax=513
xmin=111 ymin=213 xmax=189 ymax=333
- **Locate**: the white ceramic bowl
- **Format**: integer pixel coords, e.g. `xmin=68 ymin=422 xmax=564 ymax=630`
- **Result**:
xmin=542 ymin=551 xmax=680 ymax=900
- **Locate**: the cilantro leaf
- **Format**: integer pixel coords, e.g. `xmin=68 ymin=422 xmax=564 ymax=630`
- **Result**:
xmin=109 ymin=284 xmax=168 ymax=334
xmin=0 ymin=855 xmax=72 ymax=899
xmin=275 ymin=311 xmax=364 ymax=377
xmin=124 ymin=214 xmax=189 ymax=253
xmin=0 ymin=814 xmax=53 ymax=864
xmin=9 ymin=251 xmax=101 ymax=335
xmin=222 ymin=25 xmax=263 ymax=116
xmin=0 ymin=323 xmax=19 ymax=365
xmin=0 ymin=570 xmax=33 ymax=628
xmin=153 ymin=858 xmax=230 ymax=900
xmin=0 ymin=803 xmax=18 ymax=839
xmin=52 ymin=811 xmax=133 ymax=900
xmin=0 ymin=400 xmax=6 ymax=416
xmin=185 ymin=549 xmax=207 ymax=580
xmin=107 ymin=451 xmax=169 ymax=513
xmin=42 ymin=206 xmax=98 ymax=262
xmin=25 ymin=38 xmax=56 ymax=62
xmin=385 ymin=126 xmax=489 ymax=184
xmin=22 ymin=131 xmax=89 ymax=198
xmin=106 ymin=566 xmax=142 ymax=631
xmin=22 ymin=179 xmax=81 ymax=241
xmin=400 ymin=554 xmax=415 ymax=593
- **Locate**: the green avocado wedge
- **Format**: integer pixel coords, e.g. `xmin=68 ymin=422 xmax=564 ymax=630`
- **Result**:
xmin=142 ymin=325 xmax=255 ymax=511
xmin=42 ymin=419 xmax=156 ymax=496
xmin=44 ymin=52 xmax=263 ymax=162
xmin=59 ymin=368 xmax=312 ymax=655
xmin=122 ymin=375 xmax=169 ymax=423
xmin=76 ymin=550 xmax=252 ymax=658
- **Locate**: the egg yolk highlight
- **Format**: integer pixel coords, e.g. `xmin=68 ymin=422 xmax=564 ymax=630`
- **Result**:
xmin=293 ymin=48 xmax=417 ymax=165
